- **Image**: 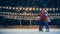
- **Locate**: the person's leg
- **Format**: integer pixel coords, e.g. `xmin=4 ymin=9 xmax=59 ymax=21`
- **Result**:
xmin=45 ymin=22 xmax=49 ymax=32
xmin=39 ymin=24 xmax=43 ymax=31
xmin=39 ymin=21 xmax=44 ymax=31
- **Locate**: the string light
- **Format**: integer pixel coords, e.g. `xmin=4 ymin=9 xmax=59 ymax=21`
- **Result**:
xmin=16 ymin=7 xmax=18 ymax=10
xmin=6 ymin=6 xmax=8 ymax=9
xmin=53 ymin=8 xmax=55 ymax=10
xmin=56 ymin=8 xmax=58 ymax=10
xmin=3 ymin=6 xmax=5 ymax=9
xmin=46 ymin=8 xmax=49 ymax=11
xmin=40 ymin=8 xmax=42 ymax=11
xmin=9 ymin=7 xmax=12 ymax=9
xmin=50 ymin=8 xmax=52 ymax=11
xmin=13 ymin=7 xmax=15 ymax=10
xmin=33 ymin=8 xmax=35 ymax=11
xmin=19 ymin=7 xmax=22 ymax=10
xmin=43 ymin=8 xmax=45 ymax=10
xmin=36 ymin=8 xmax=39 ymax=11
xmin=0 ymin=6 xmax=59 ymax=11
xmin=23 ymin=7 xmax=25 ymax=10
xmin=29 ymin=7 xmax=32 ymax=11
xmin=25 ymin=7 xmax=28 ymax=10
xmin=0 ymin=6 xmax=2 ymax=8
xmin=27 ymin=14 xmax=29 ymax=15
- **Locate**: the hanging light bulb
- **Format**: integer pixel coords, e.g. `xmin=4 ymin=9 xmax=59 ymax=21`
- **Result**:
xmin=3 ymin=6 xmax=5 ymax=9
xmin=23 ymin=7 xmax=25 ymax=10
xmin=40 ymin=8 xmax=42 ymax=11
xmin=33 ymin=8 xmax=35 ymax=11
xmin=25 ymin=7 xmax=28 ymax=11
xmin=9 ymin=7 xmax=12 ymax=9
xmin=56 ymin=8 xmax=58 ymax=10
xmin=53 ymin=8 xmax=55 ymax=10
xmin=36 ymin=8 xmax=39 ymax=11
xmin=13 ymin=7 xmax=15 ymax=10
xmin=50 ymin=8 xmax=52 ymax=11
xmin=6 ymin=6 xmax=8 ymax=9
xmin=43 ymin=8 xmax=45 ymax=10
xmin=19 ymin=7 xmax=22 ymax=10
xmin=29 ymin=7 xmax=32 ymax=11
xmin=0 ymin=6 xmax=2 ymax=8
xmin=46 ymin=8 xmax=49 ymax=11
xmin=16 ymin=7 xmax=18 ymax=10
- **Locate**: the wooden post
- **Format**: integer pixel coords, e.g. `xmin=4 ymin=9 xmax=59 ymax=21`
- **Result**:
xmin=30 ymin=19 xmax=31 ymax=26
xmin=20 ymin=21 xmax=21 ymax=26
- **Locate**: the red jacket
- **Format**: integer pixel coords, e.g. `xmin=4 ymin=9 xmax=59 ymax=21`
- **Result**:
xmin=40 ymin=11 xmax=47 ymax=21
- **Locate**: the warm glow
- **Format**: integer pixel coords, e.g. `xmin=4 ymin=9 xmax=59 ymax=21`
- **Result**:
xmin=9 ymin=7 xmax=12 ymax=9
xmin=36 ymin=8 xmax=39 ymax=11
xmin=53 ymin=8 xmax=55 ymax=10
xmin=3 ymin=7 xmax=5 ymax=9
xmin=19 ymin=7 xmax=22 ymax=10
xmin=25 ymin=7 xmax=28 ymax=10
xmin=56 ymin=8 xmax=58 ymax=10
xmin=23 ymin=7 xmax=25 ymax=10
xmin=40 ymin=8 xmax=42 ymax=11
xmin=0 ymin=6 xmax=2 ymax=8
xmin=13 ymin=7 xmax=15 ymax=10
xmin=26 ymin=14 xmax=29 ymax=15
xmin=33 ymin=8 xmax=35 ymax=10
xmin=29 ymin=7 xmax=32 ymax=11
xmin=50 ymin=8 xmax=52 ymax=11
xmin=16 ymin=7 xmax=18 ymax=10
xmin=1 ymin=6 xmax=59 ymax=11
xmin=43 ymin=8 xmax=45 ymax=10
xmin=6 ymin=7 xmax=8 ymax=9
xmin=46 ymin=8 xmax=49 ymax=10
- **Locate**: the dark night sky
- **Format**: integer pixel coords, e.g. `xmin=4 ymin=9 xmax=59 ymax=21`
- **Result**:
xmin=0 ymin=0 xmax=60 ymax=7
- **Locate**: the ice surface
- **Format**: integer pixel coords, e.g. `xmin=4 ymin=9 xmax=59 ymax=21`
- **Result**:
xmin=0 ymin=29 xmax=60 ymax=34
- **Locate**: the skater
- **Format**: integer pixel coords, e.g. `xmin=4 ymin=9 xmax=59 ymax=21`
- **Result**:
xmin=39 ymin=10 xmax=50 ymax=32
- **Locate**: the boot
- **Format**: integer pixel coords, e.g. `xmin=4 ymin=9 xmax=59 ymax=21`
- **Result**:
xmin=45 ymin=29 xmax=49 ymax=32
xmin=39 ymin=30 xmax=43 ymax=32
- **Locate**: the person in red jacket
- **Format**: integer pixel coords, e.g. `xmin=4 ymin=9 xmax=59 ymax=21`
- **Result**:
xmin=39 ymin=10 xmax=49 ymax=32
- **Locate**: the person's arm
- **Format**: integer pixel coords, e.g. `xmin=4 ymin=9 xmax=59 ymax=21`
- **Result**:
xmin=45 ymin=12 xmax=48 ymax=16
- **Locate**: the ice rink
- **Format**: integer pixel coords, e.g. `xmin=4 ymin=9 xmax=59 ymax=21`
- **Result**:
xmin=0 ymin=29 xmax=60 ymax=34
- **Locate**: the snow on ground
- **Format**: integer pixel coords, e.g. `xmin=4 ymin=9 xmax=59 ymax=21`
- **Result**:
xmin=0 ymin=29 xmax=60 ymax=34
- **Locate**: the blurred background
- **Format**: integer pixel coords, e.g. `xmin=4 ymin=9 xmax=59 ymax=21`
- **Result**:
xmin=0 ymin=0 xmax=60 ymax=28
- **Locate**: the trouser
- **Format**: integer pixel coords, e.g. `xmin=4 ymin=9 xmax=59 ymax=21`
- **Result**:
xmin=39 ymin=21 xmax=49 ymax=31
